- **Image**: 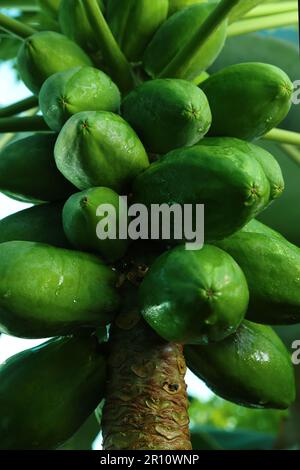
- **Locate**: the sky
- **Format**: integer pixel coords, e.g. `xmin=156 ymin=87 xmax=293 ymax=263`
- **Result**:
xmin=0 ymin=60 xmax=213 ymax=421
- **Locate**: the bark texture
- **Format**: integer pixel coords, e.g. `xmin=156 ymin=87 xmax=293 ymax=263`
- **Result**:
xmin=102 ymin=308 xmax=191 ymax=450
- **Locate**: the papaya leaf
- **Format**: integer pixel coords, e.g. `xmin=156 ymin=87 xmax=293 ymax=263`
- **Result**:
xmin=191 ymin=425 xmax=276 ymax=450
xmin=258 ymin=141 xmax=300 ymax=246
xmin=0 ymin=36 xmax=20 ymax=61
xmin=57 ymin=413 xmax=100 ymax=450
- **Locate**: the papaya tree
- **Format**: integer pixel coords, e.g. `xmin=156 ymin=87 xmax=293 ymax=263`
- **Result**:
xmin=0 ymin=0 xmax=299 ymax=451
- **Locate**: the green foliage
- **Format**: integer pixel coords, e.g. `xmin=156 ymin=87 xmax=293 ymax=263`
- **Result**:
xmin=189 ymin=395 xmax=287 ymax=434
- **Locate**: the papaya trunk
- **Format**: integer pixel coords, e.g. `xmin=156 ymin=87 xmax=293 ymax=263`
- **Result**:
xmin=102 ymin=313 xmax=191 ymax=450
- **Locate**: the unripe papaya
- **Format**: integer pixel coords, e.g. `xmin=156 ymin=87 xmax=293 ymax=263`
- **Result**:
xmin=106 ymin=0 xmax=168 ymax=62
xmin=0 ymin=203 xmax=70 ymax=248
xmin=199 ymin=137 xmax=284 ymax=202
xmin=185 ymin=320 xmax=295 ymax=409
xmin=121 ymin=79 xmax=212 ymax=154
xmin=139 ymin=245 xmax=249 ymax=344
xmin=133 ymin=142 xmax=270 ymax=242
xmin=54 ymin=111 xmax=149 ymax=192
xmin=241 ymin=218 xmax=285 ymax=241
xmin=200 ymin=63 xmax=293 ymax=140
xmin=168 ymin=0 xmax=207 ymax=17
xmin=59 ymin=0 xmax=104 ymax=56
xmin=40 ymin=67 xmax=121 ymax=131
xmin=0 ymin=335 xmax=106 ymax=450
xmin=17 ymin=31 xmax=92 ymax=94
xmin=63 ymin=187 xmax=130 ymax=263
xmin=215 ymin=222 xmax=300 ymax=324
xmin=0 ymin=241 xmax=119 ymax=338
xmin=143 ymin=3 xmax=227 ymax=80
xmin=0 ymin=134 xmax=75 ymax=203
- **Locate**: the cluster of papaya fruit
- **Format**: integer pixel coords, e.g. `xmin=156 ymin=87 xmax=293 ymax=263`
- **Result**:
xmin=0 ymin=0 xmax=298 ymax=450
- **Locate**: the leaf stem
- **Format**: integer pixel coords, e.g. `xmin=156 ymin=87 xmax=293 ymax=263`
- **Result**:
xmin=280 ymin=144 xmax=300 ymax=166
xmin=82 ymin=0 xmax=134 ymax=93
xmin=262 ymin=128 xmax=300 ymax=147
xmin=244 ymin=2 xmax=298 ymax=19
xmin=0 ymin=0 xmax=37 ymax=9
xmin=0 ymin=116 xmax=50 ymax=133
xmin=228 ymin=11 xmax=299 ymax=37
xmin=159 ymin=0 xmax=241 ymax=79
xmin=0 ymin=12 xmax=36 ymax=39
xmin=0 ymin=96 xmax=38 ymax=118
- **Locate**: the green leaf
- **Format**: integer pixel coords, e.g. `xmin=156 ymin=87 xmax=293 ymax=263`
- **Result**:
xmin=57 ymin=413 xmax=100 ymax=450
xmin=257 ymin=141 xmax=300 ymax=246
xmin=191 ymin=425 xmax=276 ymax=450
xmin=0 ymin=36 xmax=21 ymax=61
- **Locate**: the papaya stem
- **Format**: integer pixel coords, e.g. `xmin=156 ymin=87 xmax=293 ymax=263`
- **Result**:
xmin=0 ymin=116 xmax=50 ymax=133
xmin=243 ymin=2 xmax=298 ymax=19
xmin=0 ymin=12 xmax=36 ymax=39
xmin=0 ymin=0 xmax=37 ymax=9
xmin=228 ymin=11 xmax=299 ymax=37
xmin=263 ymin=128 xmax=300 ymax=147
xmin=102 ymin=311 xmax=191 ymax=450
xmin=0 ymin=96 xmax=38 ymax=118
xmin=280 ymin=144 xmax=300 ymax=166
xmin=159 ymin=0 xmax=241 ymax=79
xmin=82 ymin=0 xmax=134 ymax=93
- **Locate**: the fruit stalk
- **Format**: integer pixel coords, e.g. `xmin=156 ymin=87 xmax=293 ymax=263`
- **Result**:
xmin=263 ymin=128 xmax=300 ymax=147
xmin=159 ymin=0 xmax=240 ymax=78
xmin=0 ymin=96 xmax=38 ymax=118
xmin=82 ymin=0 xmax=134 ymax=93
xmin=0 ymin=116 xmax=50 ymax=133
xmin=228 ymin=11 xmax=299 ymax=37
xmin=0 ymin=0 xmax=37 ymax=9
xmin=0 ymin=12 xmax=36 ymax=39
xmin=244 ymin=2 xmax=298 ymax=19
xmin=102 ymin=313 xmax=191 ymax=450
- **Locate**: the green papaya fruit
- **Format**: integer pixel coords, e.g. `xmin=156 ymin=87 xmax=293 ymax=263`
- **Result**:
xmin=215 ymin=222 xmax=300 ymax=324
xmin=133 ymin=142 xmax=270 ymax=242
xmin=37 ymin=0 xmax=61 ymax=18
xmin=63 ymin=187 xmax=130 ymax=263
xmin=54 ymin=111 xmax=149 ymax=192
xmin=199 ymin=137 xmax=285 ymax=202
xmin=168 ymin=0 xmax=207 ymax=17
xmin=185 ymin=320 xmax=295 ymax=409
xmin=39 ymin=66 xmax=121 ymax=132
xmin=0 ymin=241 xmax=119 ymax=338
xmin=0 ymin=202 xmax=70 ymax=248
xmin=0 ymin=335 xmax=106 ymax=450
xmin=106 ymin=0 xmax=168 ymax=62
xmin=200 ymin=63 xmax=293 ymax=140
xmin=121 ymin=78 xmax=212 ymax=154
xmin=17 ymin=31 xmax=92 ymax=95
xmin=0 ymin=134 xmax=76 ymax=203
xmin=59 ymin=0 xmax=104 ymax=56
xmin=241 ymin=218 xmax=285 ymax=241
xmin=143 ymin=3 xmax=227 ymax=80
xmin=139 ymin=245 xmax=249 ymax=344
